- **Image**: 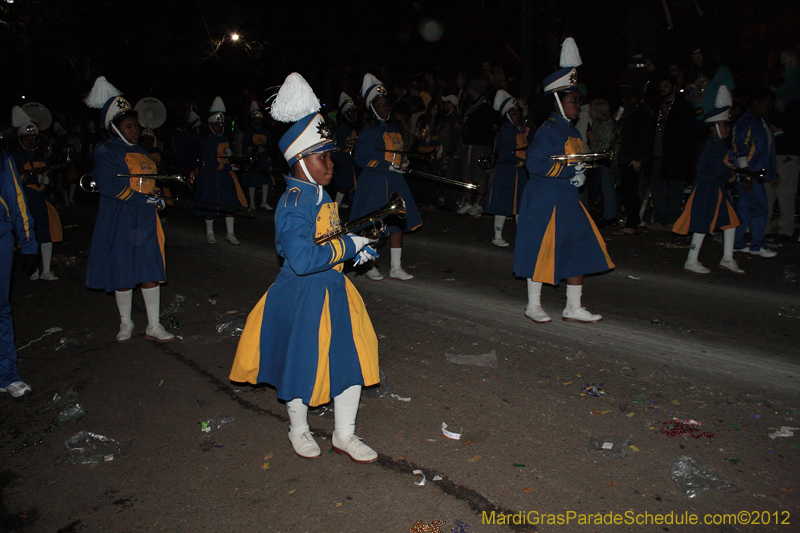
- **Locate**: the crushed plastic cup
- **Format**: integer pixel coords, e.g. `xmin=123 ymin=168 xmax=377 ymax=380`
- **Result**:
xmin=445 ymin=349 xmax=497 ymax=368
xmin=588 ymin=434 xmax=633 ymax=459
xmin=160 ymin=293 xmax=186 ymax=317
xmin=57 ymin=431 xmax=130 ymax=465
xmin=44 ymin=385 xmax=87 ymax=426
xmin=362 ymin=368 xmax=393 ymax=399
xmin=54 ymin=337 xmax=80 ymax=353
xmin=670 ymin=456 xmax=741 ymax=498
xmin=215 ymin=312 xmax=246 ymax=338
xmin=201 ymin=414 xmax=235 ymax=433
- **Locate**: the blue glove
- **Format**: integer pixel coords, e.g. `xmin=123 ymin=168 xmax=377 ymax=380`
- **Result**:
xmin=570 ymin=172 xmax=586 ymax=188
xmin=147 ymin=196 xmax=166 ymax=210
xmin=354 ymin=245 xmax=378 ymax=266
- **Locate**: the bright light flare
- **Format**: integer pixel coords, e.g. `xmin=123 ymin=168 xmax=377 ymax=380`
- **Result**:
xmin=230 ymin=33 xmax=240 ymax=41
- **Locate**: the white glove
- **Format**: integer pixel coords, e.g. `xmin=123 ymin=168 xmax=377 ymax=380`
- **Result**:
xmin=389 ymin=164 xmax=407 ymax=174
xmin=230 ymin=164 xmax=240 ymax=172
xmin=570 ymin=172 xmax=586 ymax=188
xmin=224 ymin=148 xmax=233 ymax=157
xmin=147 ymin=196 xmax=166 ymax=210
xmin=572 ymin=162 xmax=586 ymax=173
xmin=349 ymin=235 xmax=372 ymax=253
xmin=400 ymin=156 xmax=410 ymax=169
xmin=38 ymin=174 xmax=50 ymax=185
xmin=354 ymin=245 xmax=378 ymax=266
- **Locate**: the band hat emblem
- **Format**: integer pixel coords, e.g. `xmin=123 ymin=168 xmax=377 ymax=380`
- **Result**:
xmin=84 ymin=76 xmax=137 ymax=129
xmin=704 ymin=85 xmax=733 ymax=124
xmin=361 ymin=73 xmax=387 ymax=108
xmin=543 ymin=37 xmax=582 ymax=94
xmin=493 ymin=89 xmax=517 ymax=117
xmin=271 ymin=72 xmax=337 ymax=167
xmin=11 ymin=105 xmax=39 ymax=137
xmin=208 ymin=96 xmax=226 ymax=124
xmin=249 ymin=100 xmax=264 ymax=119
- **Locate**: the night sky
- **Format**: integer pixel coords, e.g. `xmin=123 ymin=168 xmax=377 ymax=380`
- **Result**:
xmin=1 ymin=0 xmax=798 ymax=123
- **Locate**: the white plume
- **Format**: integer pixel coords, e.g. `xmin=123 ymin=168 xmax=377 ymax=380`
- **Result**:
xmin=209 ymin=96 xmax=226 ymax=114
xmin=84 ymin=76 xmax=122 ymax=109
xmin=270 ymin=73 xmax=320 ymax=123
xmin=493 ymin=90 xmax=512 ymax=112
xmin=715 ymin=85 xmax=732 ymax=108
xmin=11 ymin=106 xmax=33 ymax=128
xmin=559 ymin=37 xmax=582 ymax=68
xmin=361 ymin=73 xmax=383 ymax=98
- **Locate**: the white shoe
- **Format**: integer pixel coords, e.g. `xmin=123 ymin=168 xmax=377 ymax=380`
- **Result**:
xmin=116 ymin=321 xmax=135 ymax=342
xmin=332 ymin=433 xmax=378 ymax=464
xmin=40 ymin=271 xmax=58 ymax=281
xmin=719 ymin=258 xmax=745 ymax=274
xmin=750 ymin=247 xmax=776 ymax=258
xmin=389 ymin=267 xmax=414 ymax=281
xmin=562 ymin=306 xmax=603 ymax=323
xmin=492 ymin=237 xmax=510 ymax=247
xmin=144 ymin=323 xmax=176 ymax=343
xmin=261 ymin=203 xmax=273 ymax=211
xmin=29 ymin=269 xmax=40 ymax=281
xmin=207 ymin=233 xmax=217 ymax=245
xmin=288 ymin=430 xmax=321 ymax=459
xmin=365 ymin=267 xmax=384 ymax=281
xmin=683 ymin=261 xmax=710 ymax=274
xmin=733 ymin=246 xmax=750 ymax=253
xmin=225 ymin=233 xmax=240 ymax=245
xmin=456 ymin=203 xmax=470 ymax=215
xmin=524 ymin=306 xmax=552 ymax=323
xmin=468 ymin=204 xmax=484 ymax=217
xmin=0 ymin=381 xmax=32 ymax=398
xmin=248 ymin=203 xmax=256 ymax=212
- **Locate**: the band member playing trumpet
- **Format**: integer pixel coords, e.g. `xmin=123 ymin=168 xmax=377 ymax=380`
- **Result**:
xmin=83 ymin=76 xmax=174 ymax=343
xmin=11 ymin=106 xmax=62 ymax=281
xmin=331 ymin=92 xmax=360 ymax=208
xmin=672 ymin=86 xmax=743 ymax=274
xmin=240 ymin=102 xmax=273 ymax=211
xmin=485 ymin=90 xmax=529 ymax=247
xmin=513 ymin=38 xmax=614 ymax=324
xmin=350 ymin=73 xmax=422 ymax=281
xmin=194 ymin=97 xmax=247 ymax=244
xmin=231 ymin=73 xmax=380 ymax=464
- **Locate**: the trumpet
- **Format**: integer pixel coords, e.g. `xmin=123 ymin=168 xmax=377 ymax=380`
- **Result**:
xmin=726 ymin=165 xmax=766 ymax=183
xmin=79 ymin=173 xmax=193 ymax=193
xmin=314 ymin=192 xmax=406 ymax=244
xmin=375 ymin=149 xmax=436 ymax=165
xmin=549 ymin=152 xmax=610 ymax=169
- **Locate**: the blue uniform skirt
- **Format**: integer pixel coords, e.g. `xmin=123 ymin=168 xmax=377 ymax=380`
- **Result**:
xmin=485 ymin=164 xmax=528 ymax=216
xmin=672 ymin=182 xmax=739 ymax=235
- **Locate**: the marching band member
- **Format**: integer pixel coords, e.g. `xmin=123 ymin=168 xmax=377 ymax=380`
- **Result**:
xmin=0 ymin=148 xmax=37 ymax=397
xmin=193 ymin=97 xmax=247 ymax=244
xmin=141 ymin=129 xmax=164 ymax=171
xmin=11 ymin=106 xmax=62 ymax=281
xmin=240 ymin=101 xmax=273 ymax=211
xmin=230 ymin=73 xmax=380 ymax=463
xmin=350 ymin=73 xmax=422 ymax=281
xmin=673 ymin=86 xmax=742 ymax=274
xmin=485 ymin=90 xmax=528 ymax=247
xmin=170 ymin=111 xmax=203 ymax=178
xmin=83 ymin=76 xmax=174 ymax=343
xmin=52 ymin=122 xmax=78 ymax=207
xmin=513 ymin=38 xmax=614 ymax=324
xmin=331 ymin=92 xmax=359 ymax=208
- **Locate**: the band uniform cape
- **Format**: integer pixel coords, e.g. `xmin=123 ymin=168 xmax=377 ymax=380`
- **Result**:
xmin=239 ymin=126 xmax=273 ymax=188
xmin=513 ymin=113 xmax=614 ymax=285
xmin=350 ymin=121 xmax=422 ymax=235
xmin=672 ymin=135 xmax=739 ymax=235
xmin=13 ymin=149 xmax=62 ymax=244
xmin=230 ymin=177 xmax=379 ymax=406
xmin=85 ymin=138 xmax=166 ymax=292
xmin=193 ymin=133 xmax=247 ymax=216
xmin=485 ymin=120 xmax=529 ymax=216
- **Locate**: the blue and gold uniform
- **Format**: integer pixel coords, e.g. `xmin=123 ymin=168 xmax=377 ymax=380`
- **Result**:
xmin=193 ymin=133 xmax=247 ymax=216
xmin=239 ymin=126 xmax=273 ymax=188
xmin=673 ymin=135 xmax=739 ymax=234
xmin=230 ymin=176 xmax=379 ymax=406
xmin=13 ymin=149 xmax=62 ymax=245
xmin=485 ymin=121 xmax=529 ymax=216
xmin=350 ymin=121 xmax=422 ymax=234
xmin=85 ymin=138 xmax=166 ymax=291
xmin=513 ymin=113 xmax=614 ymax=285
xmin=0 ymin=151 xmax=36 ymax=389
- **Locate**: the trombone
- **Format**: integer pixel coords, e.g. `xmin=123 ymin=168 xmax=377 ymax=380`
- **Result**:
xmin=549 ymin=152 xmax=610 ymax=169
xmin=315 ymin=192 xmax=406 ymax=244
xmin=374 ymin=148 xmax=436 ymax=165
xmin=80 ymin=173 xmax=193 ymax=193
xmin=373 ymin=149 xmax=478 ymax=191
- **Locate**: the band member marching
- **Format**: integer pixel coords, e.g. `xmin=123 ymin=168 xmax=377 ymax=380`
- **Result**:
xmin=83 ymin=76 xmax=174 ymax=342
xmin=485 ymin=90 xmax=529 ymax=247
xmin=331 ymin=92 xmax=360 ymax=208
xmin=240 ymin=101 xmax=274 ymax=211
xmin=673 ymin=86 xmax=743 ymax=274
xmin=194 ymin=97 xmax=247 ymax=244
xmin=230 ymin=73 xmax=380 ymax=463
xmin=350 ymin=73 xmax=422 ymax=281
xmin=11 ymin=106 xmax=62 ymax=281
xmin=513 ymin=38 xmax=614 ymax=324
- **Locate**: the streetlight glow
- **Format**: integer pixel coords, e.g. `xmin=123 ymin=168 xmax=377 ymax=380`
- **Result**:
xmin=230 ymin=33 xmax=240 ymax=41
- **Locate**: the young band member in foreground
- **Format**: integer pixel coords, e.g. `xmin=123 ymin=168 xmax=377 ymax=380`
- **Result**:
xmin=230 ymin=73 xmax=380 ymax=463
xmin=83 ymin=76 xmax=174 ymax=343
xmin=513 ymin=38 xmax=614 ymax=324
xmin=672 ymin=85 xmax=743 ymax=274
